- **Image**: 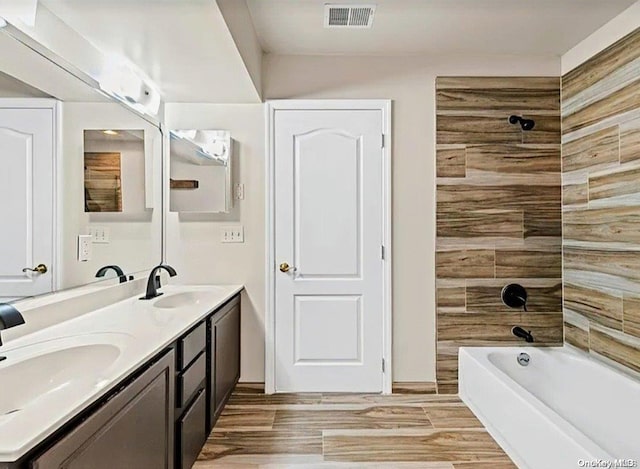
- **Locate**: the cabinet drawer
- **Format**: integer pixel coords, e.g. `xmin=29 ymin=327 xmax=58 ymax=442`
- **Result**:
xmin=178 ymin=351 xmax=206 ymax=408
xmin=178 ymin=322 xmax=205 ymax=370
xmin=177 ymin=388 xmax=207 ymax=469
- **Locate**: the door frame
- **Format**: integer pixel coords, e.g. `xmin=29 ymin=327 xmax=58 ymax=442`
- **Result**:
xmin=264 ymin=99 xmax=393 ymax=394
xmin=0 ymin=98 xmax=59 ymax=297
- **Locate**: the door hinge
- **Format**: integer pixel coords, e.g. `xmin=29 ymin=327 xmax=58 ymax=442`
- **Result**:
xmin=381 ymin=133 xmax=385 ymax=148
xmin=381 ymin=245 xmax=385 ymax=260
xmin=382 ymin=358 xmax=386 ymax=373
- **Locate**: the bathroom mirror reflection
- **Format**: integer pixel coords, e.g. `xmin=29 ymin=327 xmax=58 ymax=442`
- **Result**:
xmin=84 ymin=130 xmax=145 ymax=214
xmin=0 ymin=27 xmax=163 ymax=302
xmin=169 ymin=130 xmax=234 ymax=213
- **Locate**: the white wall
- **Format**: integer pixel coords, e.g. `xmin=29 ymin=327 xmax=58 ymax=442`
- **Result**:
xmin=562 ymin=0 xmax=640 ymax=74
xmin=216 ymin=0 xmax=263 ymax=98
xmin=165 ymin=103 xmax=265 ymax=381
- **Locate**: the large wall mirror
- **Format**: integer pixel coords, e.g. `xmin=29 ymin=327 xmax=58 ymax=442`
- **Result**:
xmin=0 ymin=25 xmax=163 ymax=302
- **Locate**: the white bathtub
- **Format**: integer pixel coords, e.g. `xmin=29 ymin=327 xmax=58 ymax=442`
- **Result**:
xmin=459 ymin=346 xmax=640 ymax=469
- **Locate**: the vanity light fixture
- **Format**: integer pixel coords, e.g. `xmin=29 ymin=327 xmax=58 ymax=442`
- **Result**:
xmin=98 ymin=58 xmax=161 ymax=117
xmin=102 ymin=130 xmax=118 ymax=136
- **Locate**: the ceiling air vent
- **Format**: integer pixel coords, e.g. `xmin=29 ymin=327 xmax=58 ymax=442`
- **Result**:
xmin=324 ymin=4 xmax=376 ymax=29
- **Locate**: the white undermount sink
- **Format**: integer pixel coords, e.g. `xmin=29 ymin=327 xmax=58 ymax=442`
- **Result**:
xmin=153 ymin=290 xmax=218 ymax=309
xmin=0 ymin=334 xmax=131 ymax=418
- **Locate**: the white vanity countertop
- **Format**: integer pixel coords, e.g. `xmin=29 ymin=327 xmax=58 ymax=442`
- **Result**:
xmin=0 ymin=284 xmax=243 ymax=462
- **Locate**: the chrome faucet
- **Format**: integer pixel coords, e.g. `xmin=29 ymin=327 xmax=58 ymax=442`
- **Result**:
xmin=512 ymin=326 xmax=534 ymax=343
xmin=0 ymin=303 xmax=25 ymax=361
xmin=140 ymin=264 xmax=177 ymax=300
xmin=95 ymin=265 xmax=128 ymax=283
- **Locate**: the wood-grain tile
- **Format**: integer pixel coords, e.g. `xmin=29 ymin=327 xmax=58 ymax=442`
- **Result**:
xmin=563 ymin=78 xmax=640 ymax=135
xmin=199 ymin=431 xmax=323 ymax=460
xmin=320 ymin=394 xmax=463 ymax=405
xmin=623 ymin=295 xmax=640 ymax=338
xmin=392 ymin=382 xmax=438 ymax=394
xmin=564 ymin=247 xmax=640 ymax=283
xmin=227 ymin=394 xmax=323 ymax=406
xmin=564 ymin=206 xmax=640 ymax=244
xmin=466 ymin=144 xmax=560 ymax=174
xmin=436 ymin=148 xmax=466 ymax=178
xmin=521 ymin=115 xmax=561 ymax=144
xmin=435 ymin=382 xmax=459 ymax=395
xmin=495 ymin=250 xmax=561 ymax=278
xmin=564 ymin=283 xmax=623 ymax=331
xmin=589 ymin=165 xmax=640 ymax=201
xmin=437 ymin=313 xmax=563 ymax=344
xmin=454 ymin=462 xmax=517 ymax=469
xmin=590 ymin=326 xmax=640 ymax=373
xmin=323 ymin=430 xmax=512 ymax=463
xmin=437 ymin=76 xmax=561 ymax=391
xmin=437 ymin=185 xmax=560 ymax=211
xmin=437 ymin=76 xmax=559 ymax=90
xmin=437 ymin=210 xmax=523 ymax=239
xmin=234 ymin=383 xmax=265 ymax=394
xmin=562 ymin=29 xmax=640 ymax=100
xmin=563 ymin=183 xmax=588 ymax=206
xmin=422 ymin=406 xmax=483 ymax=429
xmin=436 ymin=250 xmax=495 ymax=279
xmin=436 ymin=115 xmax=522 ymax=144
xmin=273 ymin=406 xmax=433 ymax=430
xmin=564 ymin=321 xmax=590 ymax=351
xmin=466 ymin=283 xmax=562 ymax=313
xmin=437 ymin=287 xmax=466 ymax=311
xmin=214 ymin=408 xmax=276 ymax=431
xmin=524 ymin=208 xmax=562 ymax=238
xmin=562 ymin=126 xmax=619 ymax=172
xmin=620 ymin=119 xmax=640 ymax=163
xmin=436 ymin=88 xmax=560 ymax=112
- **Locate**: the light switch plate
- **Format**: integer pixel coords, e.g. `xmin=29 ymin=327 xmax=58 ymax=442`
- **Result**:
xmin=222 ymin=226 xmax=244 ymax=243
xmin=78 ymin=235 xmax=92 ymax=261
xmin=88 ymin=226 xmax=110 ymax=244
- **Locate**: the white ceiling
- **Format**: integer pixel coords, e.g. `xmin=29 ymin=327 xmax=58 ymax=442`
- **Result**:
xmin=247 ymin=0 xmax=638 ymax=56
xmin=41 ymin=0 xmax=262 ymax=103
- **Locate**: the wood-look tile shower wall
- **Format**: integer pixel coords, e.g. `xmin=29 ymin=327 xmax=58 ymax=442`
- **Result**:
xmin=562 ymin=29 xmax=640 ymax=375
xmin=435 ymin=77 xmax=563 ymax=393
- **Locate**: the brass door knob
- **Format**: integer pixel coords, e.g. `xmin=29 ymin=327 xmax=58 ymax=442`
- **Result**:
xmin=23 ymin=264 xmax=48 ymax=274
xmin=279 ymin=262 xmax=293 ymax=273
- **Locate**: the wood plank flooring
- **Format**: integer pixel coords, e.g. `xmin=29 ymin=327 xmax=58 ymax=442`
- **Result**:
xmin=195 ymin=385 xmax=517 ymax=468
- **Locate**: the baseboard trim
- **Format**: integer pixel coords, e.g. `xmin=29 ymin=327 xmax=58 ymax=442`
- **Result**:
xmin=392 ymin=381 xmax=438 ymax=394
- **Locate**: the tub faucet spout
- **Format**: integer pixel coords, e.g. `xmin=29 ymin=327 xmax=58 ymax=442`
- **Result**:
xmin=512 ymin=326 xmax=534 ymax=343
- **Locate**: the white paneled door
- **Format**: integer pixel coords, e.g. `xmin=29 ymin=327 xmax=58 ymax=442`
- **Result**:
xmin=274 ymin=108 xmax=385 ymax=392
xmin=0 ymin=106 xmax=54 ymax=298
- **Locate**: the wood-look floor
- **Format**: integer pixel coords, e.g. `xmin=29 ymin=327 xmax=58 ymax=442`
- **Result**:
xmin=195 ymin=385 xmax=517 ymax=468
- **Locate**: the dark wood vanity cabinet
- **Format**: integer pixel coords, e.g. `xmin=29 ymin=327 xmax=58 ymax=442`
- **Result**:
xmin=207 ymin=295 xmax=241 ymax=431
xmin=4 ymin=292 xmax=242 ymax=469
xmin=31 ymin=349 xmax=175 ymax=469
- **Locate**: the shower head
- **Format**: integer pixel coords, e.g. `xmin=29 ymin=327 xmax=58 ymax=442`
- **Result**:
xmin=509 ymin=115 xmax=535 ymax=131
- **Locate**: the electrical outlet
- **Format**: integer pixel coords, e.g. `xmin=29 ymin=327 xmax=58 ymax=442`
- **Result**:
xmin=235 ymin=183 xmax=245 ymax=200
xmin=77 ymin=235 xmax=93 ymax=261
xmin=88 ymin=226 xmax=110 ymax=244
xmin=222 ymin=226 xmax=244 ymax=243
